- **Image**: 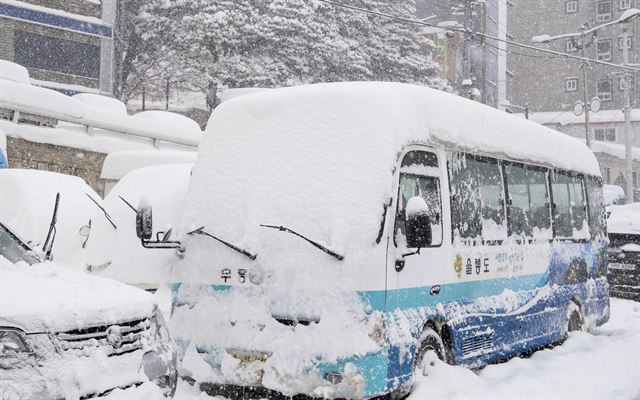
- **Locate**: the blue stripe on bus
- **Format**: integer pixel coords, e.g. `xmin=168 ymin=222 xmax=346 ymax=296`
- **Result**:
xmin=0 ymin=3 xmax=113 ymax=37
xmin=358 ymin=273 xmax=545 ymax=312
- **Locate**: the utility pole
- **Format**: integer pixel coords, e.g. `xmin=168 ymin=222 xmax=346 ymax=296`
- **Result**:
xmin=579 ymin=26 xmax=592 ymax=148
xmin=462 ymin=0 xmax=472 ymax=98
xmin=622 ymin=28 xmax=634 ymax=202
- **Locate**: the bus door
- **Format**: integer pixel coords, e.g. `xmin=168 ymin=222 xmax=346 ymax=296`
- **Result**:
xmin=386 ymin=149 xmax=449 ymax=309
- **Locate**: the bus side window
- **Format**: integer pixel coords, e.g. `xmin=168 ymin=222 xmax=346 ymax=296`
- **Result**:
xmin=552 ymin=172 xmax=589 ymax=239
xmin=585 ymin=177 xmax=605 ymax=238
xmin=450 ymin=154 xmax=507 ymax=242
xmin=504 ymin=164 xmax=552 ymax=239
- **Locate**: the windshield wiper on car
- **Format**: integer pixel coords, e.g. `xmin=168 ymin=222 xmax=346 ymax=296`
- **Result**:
xmin=188 ymin=226 xmax=257 ymax=260
xmin=260 ymin=224 xmax=344 ymax=261
xmin=85 ymin=193 xmax=117 ymax=229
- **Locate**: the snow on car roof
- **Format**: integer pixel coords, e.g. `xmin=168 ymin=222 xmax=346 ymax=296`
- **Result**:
xmin=100 ymin=150 xmax=196 ymax=180
xmin=608 ymin=203 xmax=640 ymax=235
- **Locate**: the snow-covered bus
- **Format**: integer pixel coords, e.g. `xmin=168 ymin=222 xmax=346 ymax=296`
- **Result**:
xmin=135 ymin=82 xmax=609 ymax=399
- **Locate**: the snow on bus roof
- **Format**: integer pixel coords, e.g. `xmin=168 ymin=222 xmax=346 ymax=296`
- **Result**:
xmin=212 ymin=82 xmax=600 ymax=176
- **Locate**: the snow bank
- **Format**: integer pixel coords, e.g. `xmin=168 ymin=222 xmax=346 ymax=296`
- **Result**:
xmin=86 ymin=163 xmax=193 ymax=284
xmin=0 ymin=60 xmax=30 ymax=84
xmin=100 ymin=150 xmax=197 ymax=180
xmin=607 ymin=203 xmax=640 ymax=234
xmin=0 ymin=257 xmax=154 ymax=333
xmin=0 ymin=79 xmax=88 ymax=120
xmin=133 ymin=111 xmax=203 ymax=137
xmin=74 ymin=93 xmax=128 ymax=116
xmin=0 ymin=169 xmax=105 ymax=264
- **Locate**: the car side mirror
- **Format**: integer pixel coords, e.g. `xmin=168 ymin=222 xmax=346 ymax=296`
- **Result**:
xmin=405 ymin=196 xmax=432 ymax=249
xmin=136 ymin=199 xmax=153 ymax=241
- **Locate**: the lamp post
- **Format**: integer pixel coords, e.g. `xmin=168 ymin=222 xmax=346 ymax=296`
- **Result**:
xmin=532 ymin=8 xmax=640 ymax=149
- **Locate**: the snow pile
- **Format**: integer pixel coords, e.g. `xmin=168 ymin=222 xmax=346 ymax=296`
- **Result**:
xmin=219 ymin=88 xmax=272 ymax=103
xmin=607 ymin=203 xmax=640 ymax=234
xmin=0 ymin=59 xmax=30 ymax=84
xmin=408 ymin=298 xmax=640 ymax=400
xmin=134 ymin=110 xmax=202 ymax=136
xmin=0 ymin=78 xmax=88 ymax=120
xmin=0 ymin=169 xmax=104 ymax=264
xmin=0 ymin=257 xmax=154 ymax=333
xmin=85 ymin=164 xmax=193 ymax=284
xmin=100 ymin=150 xmax=197 ymax=180
xmin=74 ymin=93 xmax=128 ymax=116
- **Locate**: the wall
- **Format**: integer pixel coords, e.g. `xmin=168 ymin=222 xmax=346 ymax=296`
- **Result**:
xmin=6 ymin=137 xmax=106 ymax=194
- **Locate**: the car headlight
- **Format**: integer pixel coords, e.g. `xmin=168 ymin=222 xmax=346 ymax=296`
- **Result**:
xmin=0 ymin=329 xmax=29 ymax=356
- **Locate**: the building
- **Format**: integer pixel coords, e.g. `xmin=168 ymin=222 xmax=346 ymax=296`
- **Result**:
xmin=0 ymin=0 xmax=116 ymax=94
xmin=417 ymin=0 xmax=508 ymax=108
xmin=507 ymin=0 xmax=640 ymax=199
xmin=507 ymin=0 xmax=639 ymax=113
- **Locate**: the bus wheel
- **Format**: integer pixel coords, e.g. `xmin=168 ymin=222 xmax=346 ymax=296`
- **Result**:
xmin=566 ymin=301 xmax=584 ymax=333
xmin=413 ymin=328 xmax=447 ymax=378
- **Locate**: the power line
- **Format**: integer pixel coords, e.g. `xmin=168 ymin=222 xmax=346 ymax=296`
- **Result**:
xmin=316 ymin=0 xmax=640 ymax=73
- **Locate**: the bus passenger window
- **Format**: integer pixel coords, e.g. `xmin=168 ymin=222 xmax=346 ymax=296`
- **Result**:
xmin=504 ymin=164 xmax=552 ymax=239
xmin=552 ymin=172 xmax=589 ymax=239
xmin=450 ymin=154 xmax=507 ymax=241
xmin=586 ymin=178 xmax=605 ymax=238
xmin=395 ymin=151 xmax=442 ymax=247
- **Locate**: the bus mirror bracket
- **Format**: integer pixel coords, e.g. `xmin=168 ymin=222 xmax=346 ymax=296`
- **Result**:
xmin=133 ymin=200 xmax=182 ymax=250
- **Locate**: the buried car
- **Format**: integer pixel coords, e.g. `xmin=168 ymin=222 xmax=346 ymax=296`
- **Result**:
xmin=607 ymin=203 xmax=640 ymax=301
xmin=0 ymin=221 xmax=178 ymax=399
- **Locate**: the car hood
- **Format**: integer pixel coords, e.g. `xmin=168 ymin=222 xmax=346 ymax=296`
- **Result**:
xmin=0 ymin=259 xmax=155 ymax=333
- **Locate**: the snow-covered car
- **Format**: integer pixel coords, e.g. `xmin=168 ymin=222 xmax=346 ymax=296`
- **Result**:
xmin=607 ymin=202 xmax=640 ymax=301
xmin=603 ymin=184 xmax=625 ymax=206
xmin=0 ymin=221 xmax=178 ymax=399
xmin=0 ymin=169 xmax=111 ymax=266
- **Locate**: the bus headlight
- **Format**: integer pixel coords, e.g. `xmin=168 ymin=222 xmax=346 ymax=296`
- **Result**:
xmin=366 ymin=311 xmax=386 ymax=346
xmin=0 ymin=329 xmax=29 ymax=356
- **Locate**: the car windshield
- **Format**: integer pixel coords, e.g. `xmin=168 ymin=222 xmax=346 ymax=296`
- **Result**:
xmin=0 ymin=223 xmax=39 ymax=265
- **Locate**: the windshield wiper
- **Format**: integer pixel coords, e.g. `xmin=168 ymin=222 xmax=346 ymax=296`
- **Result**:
xmin=188 ymin=226 xmax=257 ymax=260
xmin=260 ymin=224 xmax=344 ymax=261
xmin=85 ymin=193 xmax=117 ymax=229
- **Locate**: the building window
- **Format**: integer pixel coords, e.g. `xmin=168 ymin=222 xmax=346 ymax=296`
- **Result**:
xmin=594 ymin=127 xmax=616 ymax=141
xmin=633 ymin=170 xmax=639 ymax=189
xmin=597 ymin=1 xmax=612 ymax=22
xmin=597 ymin=39 xmax=612 ymax=61
xmin=566 ymin=0 xmax=578 ymax=13
xmin=620 ymin=0 xmax=632 ymax=10
xmin=565 ymin=78 xmax=578 ymax=92
xmin=618 ymin=35 xmax=632 ymax=50
xmin=597 ymin=79 xmax=613 ymax=100
xmin=14 ymin=31 xmax=100 ymax=79
xmin=566 ymin=39 xmax=578 ymax=52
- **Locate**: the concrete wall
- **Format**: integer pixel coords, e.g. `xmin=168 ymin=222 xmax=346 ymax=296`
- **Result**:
xmin=6 ymin=137 xmax=106 ymax=194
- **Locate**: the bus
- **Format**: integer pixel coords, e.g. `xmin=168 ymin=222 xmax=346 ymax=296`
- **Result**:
xmin=134 ymin=82 xmax=609 ymax=399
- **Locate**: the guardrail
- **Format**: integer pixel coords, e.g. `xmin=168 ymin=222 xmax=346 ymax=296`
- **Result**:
xmin=0 ymin=95 xmax=200 ymax=149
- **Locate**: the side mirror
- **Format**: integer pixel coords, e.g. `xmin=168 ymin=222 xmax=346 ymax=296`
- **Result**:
xmin=405 ymin=196 xmax=432 ymax=249
xmin=136 ymin=199 xmax=153 ymax=241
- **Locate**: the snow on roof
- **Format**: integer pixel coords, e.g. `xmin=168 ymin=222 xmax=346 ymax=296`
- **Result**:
xmin=100 ymin=150 xmax=197 ymax=180
xmin=526 ymin=108 xmax=640 ymax=126
xmin=1 ymin=0 xmax=106 ymax=26
xmin=607 ymin=203 xmax=640 ymax=234
xmin=591 ymin=140 xmax=640 ymax=161
xmin=177 ymin=82 xmax=600 ymax=281
xmin=0 ymin=59 xmax=30 ymax=84
xmin=74 ymin=93 xmax=128 ymax=116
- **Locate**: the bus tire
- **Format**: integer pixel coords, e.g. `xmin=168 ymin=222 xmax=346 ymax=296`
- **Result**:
xmin=566 ymin=301 xmax=584 ymax=334
xmin=413 ymin=327 xmax=449 ymax=378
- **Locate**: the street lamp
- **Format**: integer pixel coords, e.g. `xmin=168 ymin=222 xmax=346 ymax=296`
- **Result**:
xmin=531 ymin=8 xmax=640 ymax=149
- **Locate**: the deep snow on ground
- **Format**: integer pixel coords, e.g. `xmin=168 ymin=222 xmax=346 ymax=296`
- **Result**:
xmin=106 ymin=298 xmax=639 ymax=400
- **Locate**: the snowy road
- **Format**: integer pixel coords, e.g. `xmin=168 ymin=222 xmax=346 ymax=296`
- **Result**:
xmin=106 ymin=298 xmax=640 ymax=400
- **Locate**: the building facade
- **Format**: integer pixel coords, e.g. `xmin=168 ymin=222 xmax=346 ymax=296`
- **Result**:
xmin=507 ymin=0 xmax=639 ymax=112
xmin=417 ymin=0 xmax=508 ymax=108
xmin=0 ymin=0 xmax=116 ymax=94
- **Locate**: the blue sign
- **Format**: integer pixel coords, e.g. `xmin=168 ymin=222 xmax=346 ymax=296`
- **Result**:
xmin=0 ymin=2 xmax=113 ymax=38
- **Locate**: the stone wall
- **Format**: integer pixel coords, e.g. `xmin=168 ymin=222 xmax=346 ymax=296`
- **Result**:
xmin=22 ymin=0 xmax=101 ymax=18
xmin=6 ymin=137 xmax=106 ymax=194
